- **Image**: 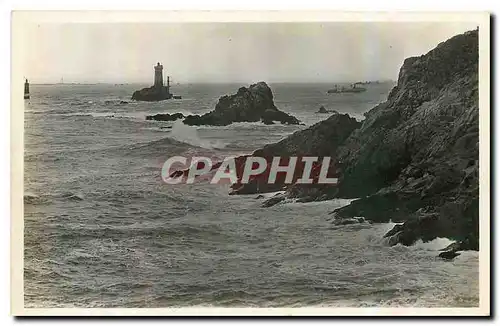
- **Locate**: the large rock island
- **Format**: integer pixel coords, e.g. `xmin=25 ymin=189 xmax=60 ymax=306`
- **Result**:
xmin=132 ymin=86 xmax=173 ymax=101
xmin=146 ymin=82 xmax=300 ymax=126
xmin=236 ymin=29 xmax=480 ymax=253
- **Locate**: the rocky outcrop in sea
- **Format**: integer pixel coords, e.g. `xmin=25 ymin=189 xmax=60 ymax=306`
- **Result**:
xmin=184 ymin=82 xmax=300 ymax=126
xmin=316 ymin=106 xmax=338 ymax=114
xmin=247 ymin=29 xmax=480 ymax=252
xmin=146 ymin=82 xmax=300 ymax=126
xmin=132 ymin=86 xmax=173 ymax=101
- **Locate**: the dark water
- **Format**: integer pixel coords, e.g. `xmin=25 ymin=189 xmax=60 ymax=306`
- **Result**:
xmin=24 ymin=83 xmax=478 ymax=308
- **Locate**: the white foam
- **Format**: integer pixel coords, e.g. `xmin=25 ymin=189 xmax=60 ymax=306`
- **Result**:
xmin=412 ymin=237 xmax=454 ymax=251
xmin=168 ymin=121 xmax=227 ymax=149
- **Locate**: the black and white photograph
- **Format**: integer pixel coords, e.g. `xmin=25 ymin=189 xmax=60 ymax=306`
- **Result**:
xmin=10 ymin=11 xmax=490 ymax=316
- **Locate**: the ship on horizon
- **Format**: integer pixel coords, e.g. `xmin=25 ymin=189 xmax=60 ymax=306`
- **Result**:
xmin=327 ymin=82 xmax=367 ymax=94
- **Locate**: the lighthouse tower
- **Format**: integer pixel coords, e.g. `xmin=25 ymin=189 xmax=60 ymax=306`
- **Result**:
xmin=154 ymin=62 xmax=163 ymax=88
xmin=24 ymin=79 xmax=30 ymax=99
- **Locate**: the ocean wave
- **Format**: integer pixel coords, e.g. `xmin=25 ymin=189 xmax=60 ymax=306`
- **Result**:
xmin=24 ymin=192 xmax=50 ymax=205
xmin=168 ymin=121 xmax=227 ymax=149
xmin=119 ymin=137 xmax=205 ymax=157
xmin=192 ymin=121 xmax=302 ymax=130
xmin=142 ymin=126 xmax=173 ymax=132
xmin=411 ymin=237 xmax=454 ymax=251
xmin=24 ymin=191 xmax=84 ymax=205
xmin=90 ymin=111 xmax=147 ymax=120
xmin=56 ymin=222 xmax=230 ymax=242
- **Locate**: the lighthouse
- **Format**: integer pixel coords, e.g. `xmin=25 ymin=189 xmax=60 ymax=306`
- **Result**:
xmin=131 ymin=63 xmax=181 ymax=101
xmin=24 ymin=79 xmax=30 ymax=99
xmin=154 ymin=62 xmax=163 ymax=88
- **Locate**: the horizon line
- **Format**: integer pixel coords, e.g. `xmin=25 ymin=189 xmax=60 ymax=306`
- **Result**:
xmin=29 ymin=80 xmax=397 ymax=86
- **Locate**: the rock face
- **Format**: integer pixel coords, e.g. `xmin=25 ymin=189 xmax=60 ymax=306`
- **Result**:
xmin=333 ymin=29 xmax=479 ymax=249
xmin=246 ymin=29 xmax=480 ymax=249
xmin=182 ymin=82 xmax=300 ymax=126
xmin=232 ymin=114 xmax=361 ymax=197
xmin=132 ymin=86 xmax=173 ymax=101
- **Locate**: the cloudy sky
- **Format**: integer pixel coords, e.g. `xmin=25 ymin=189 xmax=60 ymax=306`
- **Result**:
xmin=22 ymin=22 xmax=477 ymax=84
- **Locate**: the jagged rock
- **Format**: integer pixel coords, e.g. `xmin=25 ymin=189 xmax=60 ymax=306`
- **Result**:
xmin=383 ymin=223 xmax=404 ymax=238
xmin=182 ymin=82 xmax=300 ymax=126
xmin=330 ymin=29 xmax=479 ymax=249
xmin=316 ymin=106 xmax=338 ymax=114
xmin=235 ymin=29 xmax=479 ymax=251
xmin=387 ymin=231 xmax=413 ymax=246
xmin=438 ymin=251 xmax=461 ymax=260
xmin=440 ymin=239 xmax=477 ymax=252
xmin=440 ymin=242 xmax=462 ymax=252
xmin=146 ymin=113 xmax=185 ymax=121
xmin=379 ymin=209 xmax=442 ymax=247
xmin=436 ymin=239 xmax=475 ymax=260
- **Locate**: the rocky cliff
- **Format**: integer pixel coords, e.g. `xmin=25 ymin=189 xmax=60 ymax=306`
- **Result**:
xmin=229 ymin=113 xmax=360 ymax=195
xmin=252 ymin=29 xmax=480 ymax=252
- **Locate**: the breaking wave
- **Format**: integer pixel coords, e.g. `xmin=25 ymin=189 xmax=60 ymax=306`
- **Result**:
xmin=168 ymin=121 xmax=227 ymax=149
xmin=24 ymin=191 xmax=84 ymax=205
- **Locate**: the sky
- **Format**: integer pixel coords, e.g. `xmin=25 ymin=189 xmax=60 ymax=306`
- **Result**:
xmin=21 ymin=22 xmax=478 ymax=84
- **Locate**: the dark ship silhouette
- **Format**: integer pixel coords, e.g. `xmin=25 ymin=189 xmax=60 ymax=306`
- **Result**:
xmin=327 ymin=82 xmax=367 ymax=94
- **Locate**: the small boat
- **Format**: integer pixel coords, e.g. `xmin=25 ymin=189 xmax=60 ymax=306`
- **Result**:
xmin=172 ymin=95 xmax=182 ymax=99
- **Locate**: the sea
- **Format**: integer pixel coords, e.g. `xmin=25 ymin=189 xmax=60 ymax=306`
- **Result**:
xmin=23 ymin=82 xmax=479 ymax=308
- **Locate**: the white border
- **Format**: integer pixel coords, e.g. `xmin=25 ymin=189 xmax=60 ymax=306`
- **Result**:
xmin=8 ymin=10 xmax=491 ymax=317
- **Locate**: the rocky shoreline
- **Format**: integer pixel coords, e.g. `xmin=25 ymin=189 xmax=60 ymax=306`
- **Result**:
xmin=167 ymin=29 xmax=479 ymax=258
xmin=241 ymin=29 xmax=480 ymax=256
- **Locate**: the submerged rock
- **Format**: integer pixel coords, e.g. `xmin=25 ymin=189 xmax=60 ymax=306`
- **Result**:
xmin=316 ymin=106 xmax=338 ymax=114
xmin=333 ymin=30 xmax=479 ymax=249
xmin=146 ymin=113 xmax=185 ymax=121
xmin=439 ymin=239 xmax=476 ymax=252
xmin=438 ymin=251 xmax=461 ymax=260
